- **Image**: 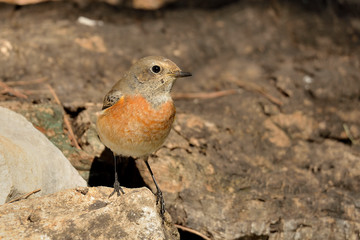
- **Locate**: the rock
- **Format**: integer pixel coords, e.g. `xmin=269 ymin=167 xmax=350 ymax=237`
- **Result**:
xmin=131 ymin=0 xmax=175 ymax=10
xmin=136 ymin=108 xmax=360 ymax=239
xmin=0 ymin=187 xmax=179 ymax=240
xmin=0 ymin=101 xmax=92 ymax=180
xmin=268 ymin=111 xmax=318 ymax=141
xmin=263 ymin=118 xmax=292 ymax=148
xmin=0 ymin=106 xmax=87 ymax=204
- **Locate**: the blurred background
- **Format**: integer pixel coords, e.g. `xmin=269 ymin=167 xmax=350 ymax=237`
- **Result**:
xmin=0 ymin=0 xmax=359 ymax=239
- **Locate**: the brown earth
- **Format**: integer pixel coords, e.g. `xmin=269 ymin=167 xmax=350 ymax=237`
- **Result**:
xmin=0 ymin=1 xmax=360 ymax=239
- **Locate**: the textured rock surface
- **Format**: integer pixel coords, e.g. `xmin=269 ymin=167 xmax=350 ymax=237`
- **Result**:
xmin=0 ymin=106 xmax=87 ymax=204
xmin=138 ymin=112 xmax=360 ymax=240
xmin=0 ymin=187 xmax=179 ymax=240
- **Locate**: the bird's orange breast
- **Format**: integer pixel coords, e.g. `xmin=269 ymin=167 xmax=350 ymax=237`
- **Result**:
xmin=96 ymin=95 xmax=175 ymax=157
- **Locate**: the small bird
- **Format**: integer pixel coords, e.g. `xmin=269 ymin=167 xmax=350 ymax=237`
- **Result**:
xmin=96 ymin=56 xmax=191 ymax=216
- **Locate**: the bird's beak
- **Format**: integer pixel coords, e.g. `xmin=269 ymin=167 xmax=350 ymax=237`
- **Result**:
xmin=172 ymin=71 xmax=192 ymax=78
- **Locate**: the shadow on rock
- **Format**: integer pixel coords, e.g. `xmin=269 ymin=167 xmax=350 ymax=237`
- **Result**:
xmin=88 ymin=148 xmax=147 ymax=189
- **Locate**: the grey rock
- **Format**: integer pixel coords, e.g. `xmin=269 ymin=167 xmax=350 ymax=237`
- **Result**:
xmin=0 ymin=106 xmax=87 ymax=204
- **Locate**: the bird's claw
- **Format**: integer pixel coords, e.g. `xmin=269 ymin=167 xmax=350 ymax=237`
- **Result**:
xmin=109 ymin=179 xmax=124 ymax=198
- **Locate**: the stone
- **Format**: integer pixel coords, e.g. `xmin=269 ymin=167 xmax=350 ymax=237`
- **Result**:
xmin=0 ymin=187 xmax=179 ymax=240
xmin=0 ymin=101 xmax=91 ymax=178
xmin=0 ymin=106 xmax=87 ymax=204
xmin=136 ymin=109 xmax=360 ymax=240
xmin=131 ymin=0 xmax=175 ymax=10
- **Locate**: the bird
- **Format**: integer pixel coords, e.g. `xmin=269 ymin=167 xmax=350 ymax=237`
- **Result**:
xmin=96 ymin=56 xmax=192 ymax=216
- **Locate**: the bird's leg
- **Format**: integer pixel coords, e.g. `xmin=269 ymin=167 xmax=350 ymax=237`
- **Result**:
xmin=109 ymin=154 xmax=125 ymax=197
xmin=145 ymin=157 xmax=165 ymax=217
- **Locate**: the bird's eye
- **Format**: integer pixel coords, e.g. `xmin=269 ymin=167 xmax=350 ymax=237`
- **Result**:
xmin=151 ymin=65 xmax=161 ymax=74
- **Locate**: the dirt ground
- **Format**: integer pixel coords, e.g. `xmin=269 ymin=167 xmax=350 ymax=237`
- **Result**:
xmin=0 ymin=1 xmax=360 ymax=239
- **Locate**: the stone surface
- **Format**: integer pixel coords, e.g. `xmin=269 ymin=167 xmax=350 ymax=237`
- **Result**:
xmin=137 ymin=111 xmax=360 ymax=240
xmin=0 ymin=187 xmax=179 ymax=240
xmin=0 ymin=101 xmax=96 ymax=181
xmin=131 ymin=0 xmax=176 ymax=10
xmin=0 ymin=106 xmax=87 ymax=204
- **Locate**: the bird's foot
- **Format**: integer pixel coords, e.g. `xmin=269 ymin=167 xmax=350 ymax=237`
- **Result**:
xmin=155 ymin=190 xmax=165 ymax=218
xmin=109 ymin=179 xmax=125 ymax=198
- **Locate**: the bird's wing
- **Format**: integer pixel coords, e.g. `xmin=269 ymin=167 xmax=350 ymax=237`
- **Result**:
xmin=102 ymin=89 xmax=123 ymax=110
